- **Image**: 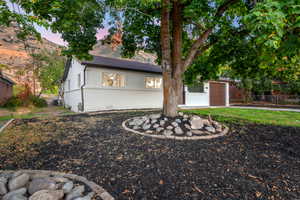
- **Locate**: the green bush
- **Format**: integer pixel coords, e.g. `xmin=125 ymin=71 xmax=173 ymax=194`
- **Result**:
xmin=30 ymin=96 xmax=48 ymax=108
xmin=2 ymin=96 xmax=23 ymax=109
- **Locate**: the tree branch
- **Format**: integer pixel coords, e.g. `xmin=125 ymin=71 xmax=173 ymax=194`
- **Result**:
xmin=183 ymin=0 xmax=239 ymax=69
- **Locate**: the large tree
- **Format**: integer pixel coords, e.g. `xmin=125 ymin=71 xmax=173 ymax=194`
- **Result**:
xmin=105 ymin=0 xmax=299 ymax=116
xmin=1 ymin=0 xmax=298 ymax=116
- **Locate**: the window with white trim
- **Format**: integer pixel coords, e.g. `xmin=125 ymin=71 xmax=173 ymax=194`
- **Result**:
xmin=102 ymin=72 xmax=125 ymax=88
xmin=145 ymin=77 xmax=162 ymax=89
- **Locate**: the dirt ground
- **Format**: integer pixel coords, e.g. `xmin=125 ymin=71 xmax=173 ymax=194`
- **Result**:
xmin=0 ymin=111 xmax=299 ymax=200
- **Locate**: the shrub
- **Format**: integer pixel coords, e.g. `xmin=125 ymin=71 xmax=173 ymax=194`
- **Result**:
xmin=2 ymin=96 xmax=23 ymax=109
xmin=30 ymin=96 xmax=48 ymax=108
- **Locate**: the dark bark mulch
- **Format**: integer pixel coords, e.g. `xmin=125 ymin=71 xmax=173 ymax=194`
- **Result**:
xmin=1 ymin=111 xmax=300 ymax=200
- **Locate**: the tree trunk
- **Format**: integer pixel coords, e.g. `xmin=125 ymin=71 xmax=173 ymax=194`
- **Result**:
xmin=161 ymin=0 xmax=178 ymax=117
xmin=172 ymin=1 xmax=184 ymax=105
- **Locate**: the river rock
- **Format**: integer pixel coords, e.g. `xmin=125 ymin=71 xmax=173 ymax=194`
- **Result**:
xmin=159 ymin=120 xmax=165 ymax=126
xmin=6 ymin=194 xmax=27 ymax=200
xmin=151 ymin=119 xmax=157 ymax=124
xmin=62 ymin=181 xmax=74 ymax=194
xmin=8 ymin=173 xmax=30 ymax=191
xmin=166 ymin=126 xmax=173 ymax=130
xmin=190 ymin=116 xmax=204 ymax=129
xmin=174 ymin=127 xmax=184 ymax=135
xmin=163 ymin=130 xmax=173 ymax=137
xmin=153 ymin=124 xmax=160 ymax=129
xmin=171 ymin=122 xmax=179 ymax=127
xmin=183 ymin=114 xmax=189 ymax=119
xmin=178 ymin=112 xmax=184 ymax=116
xmin=28 ymin=178 xmax=57 ymax=195
xmin=175 ymin=119 xmax=182 ymax=123
xmin=156 ymin=127 xmax=164 ymax=133
xmin=191 ymin=130 xmax=205 ymax=135
xmin=65 ymin=186 xmax=85 ymax=200
xmin=29 ymin=190 xmax=64 ymax=200
xmin=184 ymin=124 xmax=191 ymax=130
xmin=3 ymin=188 xmax=27 ymax=200
xmin=73 ymin=192 xmax=95 ymax=200
xmin=149 ymin=114 xmax=161 ymax=120
xmin=186 ymin=131 xmax=193 ymax=137
xmin=142 ymin=123 xmax=151 ymax=130
xmin=205 ymin=126 xmax=216 ymax=133
xmin=0 ymin=177 xmax=8 ymax=195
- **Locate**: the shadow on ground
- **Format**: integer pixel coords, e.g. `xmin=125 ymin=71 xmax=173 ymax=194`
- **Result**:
xmin=1 ymin=111 xmax=299 ymax=200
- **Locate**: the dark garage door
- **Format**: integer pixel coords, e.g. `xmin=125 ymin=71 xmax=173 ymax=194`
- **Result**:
xmin=210 ymin=82 xmax=226 ymax=106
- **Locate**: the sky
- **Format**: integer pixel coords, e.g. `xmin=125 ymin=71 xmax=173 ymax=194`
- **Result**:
xmin=36 ymin=26 xmax=109 ymax=46
xmin=6 ymin=0 xmax=109 ymax=46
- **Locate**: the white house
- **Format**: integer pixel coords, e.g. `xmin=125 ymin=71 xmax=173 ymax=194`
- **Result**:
xmin=62 ymin=56 xmax=229 ymax=112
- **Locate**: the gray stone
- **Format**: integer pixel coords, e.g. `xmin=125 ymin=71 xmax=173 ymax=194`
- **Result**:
xmin=175 ymin=119 xmax=182 ymax=123
xmin=151 ymin=119 xmax=157 ymax=124
xmin=191 ymin=130 xmax=205 ymax=135
xmin=149 ymin=114 xmax=161 ymax=120
xmin=174 ymin=127 xmax=184 ymax=135
xmin=28 ymin=178 xmax=57 ymax=195
xmin=73 ymin=192 xmax=95 ymax=200
xmin=133 ymin=126 xmax=140 ymax=130
xmin=142 ymin=123 xmax=151 ymax=130
xmin=205 ymin=126 xmax=216 ymax=133
xmin=131 ymin=119 xmax=144 ymax=126
xmin=186 ymin=131 xmax=193 ymax=137
xmin=8 ymin=173 xmax=30 ymax=191
xmin=163 ymin=130 xmax=173 ymax=137
xmin=0 ymin=177 xmax=8 ymax=195
xmin=178 ymin=112 xmax=184 ymax=116
xmin=29 ymin=190 xmax=64 ymax=200
xmin=156 ymin=127 xmax=164 ymax=133
xmin=202 ymin=119 xmax=211 ymax=126
xmin=7 ymin=194 xmax=27 ymax=200
xmin=190 ymin=116 xmax=204 ymax=129
xmin=183 ymin=114 xmax=189 ymax=119
xmin=183 ymin=118 xmax=188 ymax=122
xmin=171 ymin=122 xmax=179 ymax=127
xmin=166 ymin=126 xmax=173 ymax=130
xmin=159 ymin=120 xmax=165 ymax=126
xmin=3 ymin=188 xmax=27 ymax=200
xmin=153 ymin=124 xmax=160 ymax=128
xmin=65 ymin=186 xmax=85 ymax=200
xmin=62 ymin=181 xmax=73 ymax=194
xmin=145 ymin=130 xmax=153 ymax=134
xmin=184 ymin=124 xmax=191 ymax=130
xmin=164 ymin=117 xmax=168 ymax=121
xmin=50 ymin=176 xmax=69 ymax=183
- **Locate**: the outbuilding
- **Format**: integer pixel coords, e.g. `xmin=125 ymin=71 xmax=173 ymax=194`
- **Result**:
xmin=62 ymin=56 xmax=229 ymax=112
xmin=0 ymin=72 xmax=14 ymax=105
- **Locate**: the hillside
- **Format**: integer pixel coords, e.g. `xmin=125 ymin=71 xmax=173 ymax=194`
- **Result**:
xmin=0 ymin=25 xmax=157 ymax=93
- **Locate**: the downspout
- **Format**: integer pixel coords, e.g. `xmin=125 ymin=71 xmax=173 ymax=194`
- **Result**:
xmin=81 ymin=65 xmax=87 ymax=112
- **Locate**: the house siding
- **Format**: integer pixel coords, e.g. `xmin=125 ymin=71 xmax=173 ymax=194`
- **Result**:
xmin=63 ymin=59 xmax=85 ymax=112
xmin=83 ymin=66 xmax=163 ymax=112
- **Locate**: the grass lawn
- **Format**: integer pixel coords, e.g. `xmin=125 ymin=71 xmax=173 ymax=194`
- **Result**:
xmin=0 ymin=106 xmax=74 ymax=122
xmin=185 ymin=108 xmax=300 ymax=127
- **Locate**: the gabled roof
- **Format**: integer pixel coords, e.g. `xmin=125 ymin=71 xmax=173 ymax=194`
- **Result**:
xmin=82 ymin=55 xmax=162 ymax=74
xmin=0 ymin=73 xmax=14 ymax=85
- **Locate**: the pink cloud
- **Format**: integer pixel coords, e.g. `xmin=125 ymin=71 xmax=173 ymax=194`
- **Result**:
xmin=96 ymin=28 xmax=109 ymax=40
xmin=40 ymin=27 xmax=109 ymax=46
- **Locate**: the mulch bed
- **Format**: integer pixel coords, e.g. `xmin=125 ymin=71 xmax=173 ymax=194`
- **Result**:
xmin=0 ymin=111 xmax=300 ymax=200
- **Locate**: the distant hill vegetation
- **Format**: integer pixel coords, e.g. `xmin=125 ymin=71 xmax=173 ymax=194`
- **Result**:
xmin=0 ymin=25 xmax=157 ymax=90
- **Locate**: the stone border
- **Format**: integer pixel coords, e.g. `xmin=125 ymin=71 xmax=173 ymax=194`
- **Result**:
xmin=0 ymin=170 xmax=114 ymax=200
xmin=0 ymin=119 xmax=14 ymax=134
xmin=122 ymin=118 xmax=229 ymax=140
